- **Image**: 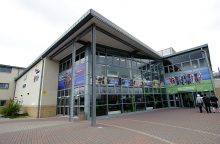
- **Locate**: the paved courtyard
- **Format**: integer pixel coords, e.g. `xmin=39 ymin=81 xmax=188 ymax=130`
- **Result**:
xmin=0 ymin=108 xmax=220 ymax=144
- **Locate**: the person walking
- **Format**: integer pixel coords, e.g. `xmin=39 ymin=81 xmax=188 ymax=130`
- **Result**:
xmin=196 ymin=94 xmax=203 ymax=113
xmin=210 ymin=95 xmax=219 ymax=113
xmin=203 ymin=94 xmax=211 ymax=113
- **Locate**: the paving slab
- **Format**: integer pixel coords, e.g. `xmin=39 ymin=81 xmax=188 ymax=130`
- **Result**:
xmin=0 ymin=108 xmax=219 ymax=144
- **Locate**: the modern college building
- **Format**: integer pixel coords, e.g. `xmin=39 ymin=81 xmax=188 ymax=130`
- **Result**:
xmin=13 ymin=9 xmax=215 ymax=119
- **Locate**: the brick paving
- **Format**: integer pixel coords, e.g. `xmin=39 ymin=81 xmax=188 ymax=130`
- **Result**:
xmin=0 ymin=108 xmax=220 ymax=144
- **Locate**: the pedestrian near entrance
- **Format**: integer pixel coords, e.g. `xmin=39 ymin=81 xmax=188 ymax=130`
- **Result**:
xmin=210 ymin=95 xmax=219 ymax=113
xmin=196 ymin=94 xmax=203 ymax=113
xmin=202 ymin=94 xmax=211 ymax=113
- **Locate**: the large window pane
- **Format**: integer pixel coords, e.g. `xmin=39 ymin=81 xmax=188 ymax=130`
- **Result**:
xmin=137 ymin=61 xmax=142 ymax=69
xmin=174 ymin=64 xmax=181 ymax=72
xmin=62 ymin=62 xmax=67 ymax=71
xmin=96 ymin=94 xmax=107 ymax=105
xmin=66 ymin=60 xmax=70 ymax=69
xmin=133 ymin=69 xmax=141 ymax=80
xmin=155 ymin=94 xmax=162 ymax=101
xmin=199 ymin=58 xmax=207 ymax=67
xmin=190 ymin=51 xmax=202 ymax=60
xmin=146 ymin=94 xmax=154 ymax=101
xmin=80 ymin=52 xmax=85 ymax=63
xmin=97 ymin=105 xmax=107 ymax=116
xmin=132 ymin=60 xmax=137 ymax=69
xmin=96 ymin=53 xmax=105 ymax=64
xmin=136 ymin=103 xmax=145 ymax=111
xmin=182 ymin=61 xmax=191 ymax=70
xmin=106 ymin=55 xmax=112 ymax=65
xmin=108 ymin=95 xmax=120 ymax=104
xmin=113 ymin=56 xmax=120 ymax=66
xmin=169 ymin=65 xmax=174 ymax=73
xmin=107 ymin=67 xmax=118 ymax=77
xmin=108 ymin=104 xmax=121 ymax=112
xmin=191 ymin=60 xmax=199 ymax=69
xmin=108 ymin=86 xmax=115 ymax=93
xmin=164 ymin=66 xmax=169 ymax=73
xmin=126 ymin=59 xmax=131 ymax=68
xmin=120 ymin=57 xmax=126 ymax=67
xmin=96 ymin=65 xmax=106 ymax=76
xmin=118 ymin=68 xmax=131 ymax=79
xmin=96 ymin=64 xmax=106 ymax=85
xmin=135 ymin=94 xmax=145 ymax=103
xmin=155 ymin=102 xmax=163 ymax=108
xmin=152 ymin=72 xmax=159 ymax=80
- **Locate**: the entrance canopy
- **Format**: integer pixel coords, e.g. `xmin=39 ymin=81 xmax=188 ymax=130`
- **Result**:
xmin=177 ymin=87 xmax=196 ymax=93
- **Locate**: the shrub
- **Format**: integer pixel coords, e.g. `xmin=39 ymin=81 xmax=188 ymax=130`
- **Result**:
xmin=0 ymin=99 xmax=21 ymax=118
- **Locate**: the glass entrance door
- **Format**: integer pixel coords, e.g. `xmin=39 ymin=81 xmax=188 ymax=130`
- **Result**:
xmin=121 ymin=95 xmax=132 ymax=113
xmin=74 ymin=95 xmax=81 ymax=115
xmin=180 ymin=92 xmax=195 ymax=107
xmin=174 ymin=94 xmax=181 ymax=107
xmin=57 ymin=96 xmax=69 ymax=115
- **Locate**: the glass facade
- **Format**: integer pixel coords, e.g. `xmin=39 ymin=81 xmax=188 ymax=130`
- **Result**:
xmin=57 ymin=46 xmax=168 ymax=117
xmin=94 ymin=47 xmax=166 ymax=116
xmin=57 ymin=48 xmax=87 ymax=116
xmin=163 ymin=50 xmax=214 ymax=108
xmin=57 ymin=46 xmax=213 ymax=117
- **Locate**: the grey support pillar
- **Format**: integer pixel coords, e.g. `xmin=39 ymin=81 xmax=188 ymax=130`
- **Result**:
xmin=91 ymin=25 xmax=96 ymax=126
xmin=37 ymin=58 xmax=45 ymax=118
xmin=84 ymin=47 xmax=90 ymax=120
xmin=69 ymin=42 xmax=76 ymax=122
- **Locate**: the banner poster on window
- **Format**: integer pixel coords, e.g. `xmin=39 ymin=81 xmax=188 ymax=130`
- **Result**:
xmin=75 ymin=64 xmax=85 ymax=85
xmin=58 ymin=69 xmax=72 ymax=90
xmin=164 ymin=67 xmax=213 ymax=93
xmin=144 ymin=80 xmax=153 ymax=87
xmin=96 ymin=76 xmax=107 ymax=85
xmin=107 ymin=77 xmax=119 ymax=86
xmin=121 ymin=78 xmax=131 ymax=86
xmin=152 ymin=80 xmax=160 ymax=88
xmin=133 ymin=80 xmax=143 ymax=87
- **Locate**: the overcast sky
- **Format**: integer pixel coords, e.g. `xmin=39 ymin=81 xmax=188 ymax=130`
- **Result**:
xmin=0 ymin=0 xmax=219 ymax=71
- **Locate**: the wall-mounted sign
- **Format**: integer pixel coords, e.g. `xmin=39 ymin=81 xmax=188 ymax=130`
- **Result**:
xmin=42 ymin=89 xmax=46 ymax=96
xmin=34 ymin=68 xmax=40 ymax=82
xmin=35 ymin=68 xmax=40 ymax=74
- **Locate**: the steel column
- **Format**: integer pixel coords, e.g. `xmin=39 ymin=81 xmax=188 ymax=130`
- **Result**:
xmin=69 ymin=42 xmax=76 ymax=122
xmin=91 ymin=24 xmax=96 ymax=126
xmin=37 ymin=58 xmax=45 ymax=118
